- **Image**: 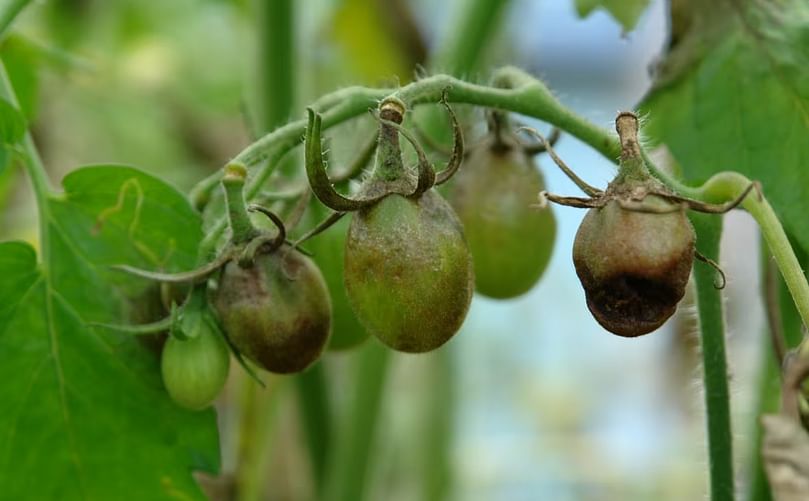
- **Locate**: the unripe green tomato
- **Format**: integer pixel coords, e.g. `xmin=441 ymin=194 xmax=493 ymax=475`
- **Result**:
xmin=449 ymin=138 xmax=556 ymax=299
xmin=161 ymin=320 xmax=230 ymax=410
xmin=212 ymin=246 xmax=331 ymax=373
xmin=572 ymin=194 xmax=695 ymax=337
xmin=344 ymin=191 xmax=473 ymax=353
xmin=304 ymin=201 xmax=369 ymax=350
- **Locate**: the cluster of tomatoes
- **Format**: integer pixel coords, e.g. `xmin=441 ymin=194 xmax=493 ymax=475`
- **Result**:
xmin=122 ymin=99 xmax=717 ymax=410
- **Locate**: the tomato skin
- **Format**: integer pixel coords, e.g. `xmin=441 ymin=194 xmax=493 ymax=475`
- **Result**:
xmin=449 ymin=138 xmax=556 ymax=299
xmin=212 ymin=246 xmax=331 ymax=374
xmin=572 ymin=193 xmax=695 ymax=337
xmin=161 ymin=319 xmax=230 ymax=410
xmin=344 ymin=191 xmax=473 ymax=353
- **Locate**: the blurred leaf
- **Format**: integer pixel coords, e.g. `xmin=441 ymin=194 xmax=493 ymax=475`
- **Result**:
xmin=574 ymin=0 xmax=651 ymax=33
xmin=0 ymin=96 xmax=24 ymax=144
xmin=0 ymin=165 xmax=217 ymax=500
xmin=1 ymin=35 xmax=40 ymax=120
xmin=641 ymin=0 xmax=809 ymax=254
xmin=0 ymin=0 xmax=31 ymax=40
xmin=330 ymin=0 xmax=414 ymax=84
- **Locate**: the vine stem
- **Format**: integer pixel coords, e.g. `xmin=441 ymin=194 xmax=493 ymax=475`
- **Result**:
xmin=686 ymin=171 xmax=809 ymax=501
xmin=693 ymin=171 xmax=809 ymax=330
xmin=0 ymin=59 xmax=52 ymax=263
xmin=192 ymin=67 xmax=623 ymax=257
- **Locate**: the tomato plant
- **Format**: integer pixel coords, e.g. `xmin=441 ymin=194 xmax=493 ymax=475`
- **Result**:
xmin=2 ymin=1 xmax=809 ymax=501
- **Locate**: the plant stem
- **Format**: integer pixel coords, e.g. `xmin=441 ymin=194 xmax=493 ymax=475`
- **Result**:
xmin=0 ymin=58 xmax=51 ymax=262
xmin=746 ymin=239 xmax=806 ymax=501
xmin=691 ymin=213 xmax=735 ymax=501
xmin=192 ymin=69 xmax=624 ymax=256
xmin=253 ymin=2 xmax=334 ymax=495
xmin=294 ymin=363 xmax=331 ymax=495
xmin=236 ymin=376 xmax=285 ymax=501
xmin=255 ymin=0 xmax=294 ymax=134
xmin=695 ymin=172 xmax=809 ymax=331
xmin=421 ymin=349 xmax=455 ymax=501
xmin=222 ymin=164 xmax=258 ymax=245
xmin=324 ymin=341 xmax=390 ymax=501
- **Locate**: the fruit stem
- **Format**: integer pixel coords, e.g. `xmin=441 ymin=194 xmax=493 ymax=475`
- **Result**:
xmin=614 ymin=112 xmax=650 ymax=182
xmin=222 ymin=163 xmax=259 ymax=246
xmin=371 ymin=97 xmax=406 ymax=182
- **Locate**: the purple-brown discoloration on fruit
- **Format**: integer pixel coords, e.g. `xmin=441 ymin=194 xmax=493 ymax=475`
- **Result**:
xmin=212 ymin=245 xmax=331 ymax=373
xmin=572 ymin=192 xmax=695 ymax=337
xmin=344 ymin=191 xmax=473 ymax=352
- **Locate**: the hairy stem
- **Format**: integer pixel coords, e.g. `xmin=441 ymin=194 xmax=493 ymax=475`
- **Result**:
xmin=691 ymin=213 xmax=735 ymax=501
xmin=193 ymin=68 xmax=624 ymax=257
xmin=222 ymin=164 xmax=258 ymax=245
xmin=695 ymin=172 xmax=809 ymax=330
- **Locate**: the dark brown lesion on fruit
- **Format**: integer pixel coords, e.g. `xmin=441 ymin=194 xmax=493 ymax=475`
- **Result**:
xmin=575 ymin=244 xmax=694 ymax=337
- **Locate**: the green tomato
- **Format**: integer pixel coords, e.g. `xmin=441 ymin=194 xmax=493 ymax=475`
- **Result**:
xmin=448 ymin=137 xmax=556 ymax=299
xmin=344 ymin=191 xmax=473 ymax=353
xmin=212 ymin=246 xmax=331 ymax=373
xmin=161 ymin=319 xmax=230 ymax=410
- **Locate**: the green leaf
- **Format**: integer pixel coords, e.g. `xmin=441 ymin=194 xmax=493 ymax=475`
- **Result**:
xmin=0 ymin=165 xmax=218 ymax=500
xmin=641 ymin=0 xmax=809 ymax=255
xmin=574 ymin=0 xmax=651 ymax=33
xmin=0 ymin=96 xmax=25 ymax=144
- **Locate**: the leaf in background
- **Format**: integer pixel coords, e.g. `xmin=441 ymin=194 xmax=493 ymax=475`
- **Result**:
xmin=329 ymin=0 xmax=416 ymax=84
xmin=574 ymin=0 xmax=651 ymax=33
xmin=0 ymin=165 xmax=218 ymax=500
xmin=1 ymin=35 xmax=40 ymax=120
xmin=641 ymin=0 xmax=809 ymax=254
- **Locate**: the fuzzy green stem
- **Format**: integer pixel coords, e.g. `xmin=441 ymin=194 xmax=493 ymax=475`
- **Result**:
xmin=691 ymin=213 xmax=735 ymax=501
xmin=190 ymin=67 xmax=622 ymax=213
xmin=695 ymin=172 xmax=809 ymax=330
xmin=192 ymin=69 xmax=624 ymax=257
xmin=0 ymin=58 xmax=51 ymax=262
xmin=747 ymin=239 xmax=806 ymax=501
xmin=222 ymin=163 xmax=258 ymax=245
xmin=372 ymin=97 xmax=406 ymax=182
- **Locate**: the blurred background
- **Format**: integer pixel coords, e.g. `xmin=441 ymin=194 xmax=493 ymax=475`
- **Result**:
xmin=1 ymin=1 xmax=768 ymax=500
